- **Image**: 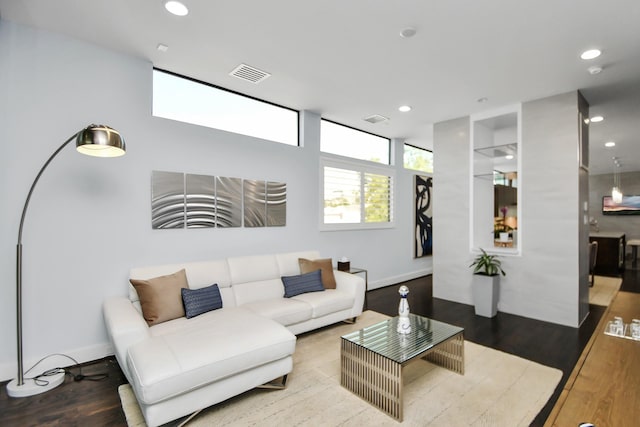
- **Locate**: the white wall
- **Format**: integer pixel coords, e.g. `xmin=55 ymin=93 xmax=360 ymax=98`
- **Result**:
xmin=0 ymin=21 xmax=432 ymax=380
xmin=433 ymin=92 xmax=588 ymax=327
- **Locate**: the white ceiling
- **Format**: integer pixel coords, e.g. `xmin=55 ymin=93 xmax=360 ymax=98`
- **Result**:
xmin=1 ymin=0 xmax=639 ymax=175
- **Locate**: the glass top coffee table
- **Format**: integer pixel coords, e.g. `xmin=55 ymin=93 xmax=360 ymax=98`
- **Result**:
xmin=340 ymin=314 xmax=464 ymax=421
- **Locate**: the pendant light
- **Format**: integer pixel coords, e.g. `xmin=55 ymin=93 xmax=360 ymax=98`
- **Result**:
xmin=611 ymin=158 xmax=623 ymax=203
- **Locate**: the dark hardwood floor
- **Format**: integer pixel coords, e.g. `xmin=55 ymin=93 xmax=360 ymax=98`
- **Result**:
xmin=2 ymin=262 xmax=637 ymax=427
xmin=1 ymin=357 xmax=127 ymax=427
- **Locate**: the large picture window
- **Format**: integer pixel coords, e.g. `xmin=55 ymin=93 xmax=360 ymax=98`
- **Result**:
xmin=321 ymin=159 xmax=394 ymax=229
xmin=319 ymin=120 xmax=393 ymax=230
xmin=152 ymin=69 xmax=298 ymax=146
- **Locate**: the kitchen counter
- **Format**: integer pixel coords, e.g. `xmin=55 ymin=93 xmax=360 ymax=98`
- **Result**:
xmin=589 ymin=231 xmax=625 ymax=239
xmin=590 ymin=233 xmax=626 ymax=276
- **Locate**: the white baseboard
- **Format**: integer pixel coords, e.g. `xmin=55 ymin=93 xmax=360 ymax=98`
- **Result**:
xmin=0 ymin=342 xmax=114 ymax=382
xmin=368 ymin=268 xmax=433 ymax=291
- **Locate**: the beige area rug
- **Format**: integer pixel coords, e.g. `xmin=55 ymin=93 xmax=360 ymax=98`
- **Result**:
xmin=119 ymin=311 xmax=562 ymax=427
xmin=589 ymin=275 xmax=622 ymax=306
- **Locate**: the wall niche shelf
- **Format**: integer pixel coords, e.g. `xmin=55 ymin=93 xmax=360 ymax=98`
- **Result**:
xmin=473 ymin=171 xmax=518 ymax=181
xmin=474 ymin=143 xmax=517 ymax=159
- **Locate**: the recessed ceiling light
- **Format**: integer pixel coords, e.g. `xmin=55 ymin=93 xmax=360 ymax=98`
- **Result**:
xmin=398 ymin=105 xmax=412 ymax=112
xmin=165 ymin=1 xmax=189 ymax=16
xmin=505 ymin=155 xmax=514 ymax=160
xmin=580 ymin=49 xmax=601 ymax=60
xmin=605 ymin=141 xmax=616 ymax=148
xmin=399 ymin=27 xmax=417 ymax=38
xmin=590 ymin=115 xmax=604 ymax=123
xmin=157 ymin=43 xmax=169 ymax=52
xmin=588 ymin=65 xmax=603 ymax=75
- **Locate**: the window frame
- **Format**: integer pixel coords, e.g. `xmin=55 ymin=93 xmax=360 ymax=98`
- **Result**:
xmin=152 ymin=68 xmax=300 ymax=146
xmin=319 ymin=156 xmax=395 ymax=231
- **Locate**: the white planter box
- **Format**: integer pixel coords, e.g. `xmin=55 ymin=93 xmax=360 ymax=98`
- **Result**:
xmin=472 ymin=274 xmax=500 ymax=317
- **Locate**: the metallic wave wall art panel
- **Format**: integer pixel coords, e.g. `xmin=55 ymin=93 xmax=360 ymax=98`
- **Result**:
xmin=151 ymin=171 xmax=285 ymax=229
xmin=215 ymin=176 xmax=242 ymax=228
xmin=185 ymin=174 xmax=216 ymax=228
xmin=266 ymin=181 xmax=286 ymax=227
xmin=151 ymin=171 xmax=185 ymax=229
xmin=243 ymin=179 xmax=267 ymax=227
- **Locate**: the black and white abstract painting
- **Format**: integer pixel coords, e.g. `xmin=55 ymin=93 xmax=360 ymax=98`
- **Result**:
xmin=415 ymin=175 xmax=433 ymax=257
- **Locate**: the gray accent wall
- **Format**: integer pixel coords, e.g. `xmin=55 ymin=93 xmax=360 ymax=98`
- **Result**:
xmin=433 ymin=92 xmax=589 ymax=327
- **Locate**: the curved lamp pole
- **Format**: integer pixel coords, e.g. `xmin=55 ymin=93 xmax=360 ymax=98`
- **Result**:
xmin=7 ymin=124 xmax=126 ymax=398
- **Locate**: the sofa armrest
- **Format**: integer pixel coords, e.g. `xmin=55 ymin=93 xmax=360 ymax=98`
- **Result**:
xmin=103 ymin=296 xmax=150 ymax=381
xmin=334 ymin=270 xmax=366 ymax=316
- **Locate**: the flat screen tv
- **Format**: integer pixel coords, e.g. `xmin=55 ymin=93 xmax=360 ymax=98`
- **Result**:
xmin=602 ymin=195 xmax=640 ymax=215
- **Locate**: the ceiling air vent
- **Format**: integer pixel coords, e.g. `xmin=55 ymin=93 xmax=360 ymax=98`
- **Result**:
xmin=363 ymin=114 xmax=389 ymax=124
xmin=229 ymin=64 xmax=271 ymax=84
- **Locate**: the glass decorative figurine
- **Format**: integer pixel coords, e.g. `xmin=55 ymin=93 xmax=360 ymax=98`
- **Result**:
xmin=397 ymin=285 xmax=411 ymax=334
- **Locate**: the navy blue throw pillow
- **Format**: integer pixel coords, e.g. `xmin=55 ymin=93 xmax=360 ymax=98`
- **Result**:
xmin=181 ymin=284 xmax=223 ymax=319
xmin=282 ymin=269 xmax=325 ymax=298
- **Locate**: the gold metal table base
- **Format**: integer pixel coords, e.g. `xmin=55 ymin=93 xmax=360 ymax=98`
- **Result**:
xmin=340 ymin=332 xmax=464 ymax=421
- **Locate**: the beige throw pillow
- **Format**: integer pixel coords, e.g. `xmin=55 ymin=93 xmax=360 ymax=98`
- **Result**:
xmin=298 ymin=258 xmax=336 ymax=289
xmin=130 ymin=269 xmax=188 ymax=325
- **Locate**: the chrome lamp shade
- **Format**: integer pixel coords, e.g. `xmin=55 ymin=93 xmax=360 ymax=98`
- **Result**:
xmin=76 ymin=125 xmax=126 ymax=157
xmin=7 ymin=124 xmax=125 ymax=398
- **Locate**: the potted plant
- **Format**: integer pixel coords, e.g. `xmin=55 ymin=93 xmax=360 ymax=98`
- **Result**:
xmin=469 ymin=248 xmax=506 ymax=317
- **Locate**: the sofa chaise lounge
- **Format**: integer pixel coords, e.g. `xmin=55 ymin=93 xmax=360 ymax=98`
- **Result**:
xmin=103 ymin=250 xmax=366 ymax=426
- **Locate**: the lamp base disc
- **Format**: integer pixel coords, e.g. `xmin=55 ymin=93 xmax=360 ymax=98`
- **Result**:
xmin=6 ymin=371 xmax=65 ymax=398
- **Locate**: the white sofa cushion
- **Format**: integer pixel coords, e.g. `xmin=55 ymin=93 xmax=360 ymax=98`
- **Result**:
xmin=292 ymin=290 xmax=355 ymax=318
xmin=227 ymin=254 xmax=279 ymax=284
xmin=241 ymin=298 xmax=313 ymax=326
xmin=227 ymin=254 xmax=287 ymax=306
xmin=127 ymin=307 xmax=296 ymax=405
xmin=233 ymin=279 xmax=285 ymax=306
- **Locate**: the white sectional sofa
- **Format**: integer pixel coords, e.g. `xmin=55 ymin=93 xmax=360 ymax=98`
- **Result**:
xmin=103 ymin=250 xmax=366 ymax=427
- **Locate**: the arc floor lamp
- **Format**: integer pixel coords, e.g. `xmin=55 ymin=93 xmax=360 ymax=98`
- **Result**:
xmin=6 ymin=124 xmax=126 ymax=398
